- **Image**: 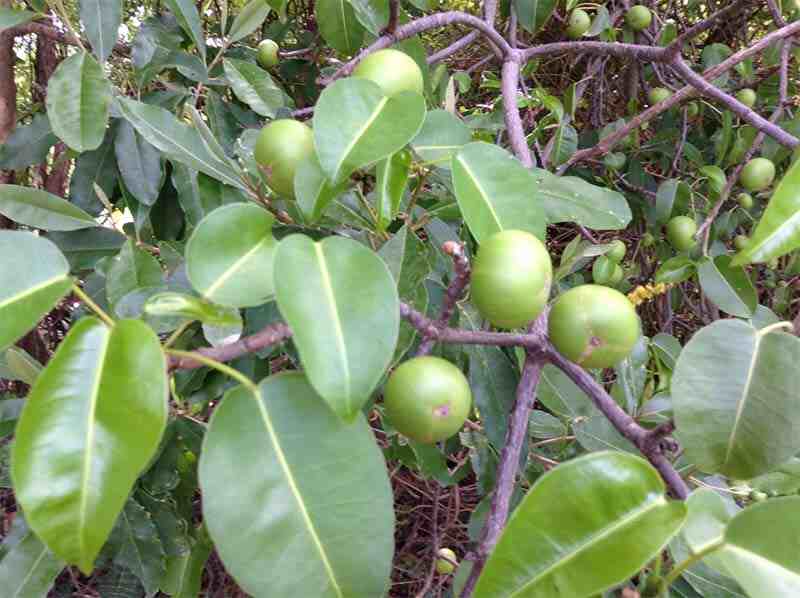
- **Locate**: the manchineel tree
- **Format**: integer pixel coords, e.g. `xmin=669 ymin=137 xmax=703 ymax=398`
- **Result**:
xmin=1 ymin=0 xmax=800 ymax=596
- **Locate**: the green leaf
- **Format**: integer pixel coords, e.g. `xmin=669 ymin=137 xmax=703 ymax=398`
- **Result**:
xmin=6 ymin=346 xmax=43 ymax=386
xmin=451 ymin=142 xmax=546 ymax=243
xmin=199 ymin=372 xmax=395 ymax=597
xmin=160 ymin=530 xmax=212 ymax=597
xmin=656 ymin=179 xmax=692 ymax=226
xmin=315 ymin=0 xmax=365 ymax=55
xmin=106 ymin=497 xmax=166 ymax=595
xmin=0 ymin=8 xmax=36 ymax=31
xmin=467 ymin=344 xmax=519 ymax=449
xmin=537 ymin=364 xmax=594 ymax=419
xmin=46 ymin=227 xmax=126 ymax=272
xmin=655 ymin=256 xmax=696 ymax=285
xmin=0 ymin=185 xmax=97 ymax=230
xmin=347 ymin=0 xmax=388 ymax=34
xmin=474 ymin=452 xmax=686 ymax=597
xmin=274 ymin=234 xmax=399 ymax=419
xmin=375 ymin=150 xmax=411 ymax=232
xmin=117 ymin=98 xmax=246 ymax=191
xmin=549 ymin=122 xmax=578 ymax=166
xmin=313 ymin=78 xmax=425 ymax=184
xmin=144 ymin=292 xmax=240 ymax=327
xmin=0 ymin=112 xmax=57 ymax=170
xmin=0 ymin=231 xmax=71 ymax=351
xmin=295 ymin=155 xmax=348 ymax=224
xmin=186 ymin=203 xmax=277 ymax=308
xmin=732 ymin=157 xmax=800 ymax=266
xmin=410 ymin=109 xmax=472 ymax=168
xmin=105 ymin=240 xmax=164 ymax=307
xmin=11 ymin=318 xmax=168 ymax=573
xmin=80 ymin=0 xmax=123 ymax=62
xmin=223 ymin=59 xmax=286 ymax=118
xmin=163 ymin=0 xmax=206 ymax=62
xmin=227 ymin=0 xmax=271 ymax=42
xmin=0 ymin=519 xmax=65 ymax=596
xmin=673 ymin=319 xmax=800 ymax=479
xmin=115 ymin=120 xmax=163 ymax=207
xmin=514 ymin=0 xmax=557 ymax=34
xmin=697 ymin=255 xmax=757 ymax=318
xmin=46 ymin=51 xmax=112 ymax=152
xmin=69 ymin=126 xmax=118 ymax=215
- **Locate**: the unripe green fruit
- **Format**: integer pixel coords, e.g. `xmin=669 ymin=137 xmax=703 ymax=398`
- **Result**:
xmin=750 ymin=490 xmax=768 ymax=502
xmin=609 ymin=264 xmax=624 ymax=286
xmin=607 ymin=240 xmax=626 ymax=263
xmin=734 ymin=235 xmax=749 ymax=251
xmin=626 ymin=5 xmax=652 ymax=31
xmin=686 ymin=102 xmax=700 ymax=118
xmin=737 ymin=192 xmax=754 ymax=210
xmin=471 ymin=230 xmax=553 ymax=329
xmin=566 ymin=9 xmax=591 ymax=39
xmin=257 ymin=39 xmax=280 ymax=68
xmin=666 ymin=216 xmax=697 ymax=252
xmin=735 ymin=88 xmax=757 ymax=109
xmin=255 ymin=119 xmax=314 ymax=199
xmin=648 ymin=87 xmax=672 ymax=105
xmin=352 ymin=49 xmax=424 ymax=97
xmin=436 ymin=548 xmax=458 ymax=575
xmin=383 ymin=356 xmax=472 ymax=444
xmin=593 ymin=256 xmax=615 ymax=285
xmin=740 ymin=157 xmax=776 ymax=192
xmin=548 ymin=285 xmax=640 ymax=369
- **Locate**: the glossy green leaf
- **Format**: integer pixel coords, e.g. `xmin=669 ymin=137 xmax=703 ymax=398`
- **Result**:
xmin=697 ymin=255 xmax=757 ymax=318
xmin=313 ymin=78 xmax=425 ymax=184
xmin=186 ymin=203 xmax=277 ymax=308
xmin=410 ymin=109 xmax=472 ymax=168
xmin=117 ymin=98 xmax=246 ymax=191
xmin=163 ymin=0 xmax=206 ymax=61
xmin=46 ymin=227 xmax=126 ymax=272
xmin=295 ymin=155 xmax=348 ymax=224
xmin=200 ymin=372 xmax=394 ymax=597
xmin=69 ymin=127 xmax=118 ymax=215
xmin=160 ymin=530 xmax=212 ymax=597
xmin=0 ymin=231 xmax=71 ymax=351
xmin=223 ymin=59 xmax=286 ymax=118
xmin=80 ymin=0 xmax=122 ymax=62
xmin=451 ymin=142 xmax=546 ymax=243
xmin=0 ymin=519 xmax=65 ymax=597
xmin=375 ymin=150 xmax=411 ymax=232
xmin=537 ymin=364 xmax=594 ymax=419
xmin=549 ymin=122 xmax=578 ymax=166
xmin=106 ymin=240 xmax=163 ymax=307
xmin=347 ymin=0 xmax=388 ymax=34
xmin=467 ymin=344 xmax=519 ymax=449
xmin=474 ymin=452 xmax=686 ymax=597
xmin=6 ymin=347 xmax=43 ymax=386
xmin=46 ymin=52 xmax=112 ymax=152
xmin=0 ymin=185 xmax=96 ymax=230
xmin=315 ymin=0 xmax=365 ymax=55
xmin=732 ymin=157 xmax=800 ymax=265
xmin=656 ymin=179 xmax=692 ymax=225
xmin=514 ymin=0 xmax=557 ymax=34
xmin=655 ymin=256 xmax=696 ymax=285
xmin=673 ymin=319 xmax=800 ymax=479
xmin=11 ymin=318 xmax=168 ymax=573
xmin=0 ymin=8 xmax=36 ymax=31
xmin=114 ymin=119 xmax=163 ymax=207
xmin=227 ymin=0 xmax=271 ymax=42
xmin=144 ymin=292 xmax=240 ymax=327
xmin=274 ymin=234 xmax=399 ymax=419
xmin=0 ymin=113 xmax=57 ymax=170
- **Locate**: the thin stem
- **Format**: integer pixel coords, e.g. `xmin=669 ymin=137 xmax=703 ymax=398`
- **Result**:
xmin=71 ymin=282 xmax=115 ymax=327
xmin=660 ymin=539 xmax=725 ymax=595
xmin=501 ymin=54 xmax=533 ymax=167
xmin=166 ymin=349 xmax=259 ymax=394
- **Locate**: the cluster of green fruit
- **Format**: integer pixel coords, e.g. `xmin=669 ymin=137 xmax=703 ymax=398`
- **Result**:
xmin=592 ymin=240 xmax=626 ymax=287
xmin=385 ymin=231 xmax=639 ymax=445
xmin=566 ymin=4 xmax=653 ymax=39
xmin=253 ymin=48 xmax=424 ymax=199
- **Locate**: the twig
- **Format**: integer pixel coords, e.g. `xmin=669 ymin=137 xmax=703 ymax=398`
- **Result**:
xmin=382 ymin=0 xmax=400 ymax=35
xmin=501 ymin=53 xmax=533 ymax=167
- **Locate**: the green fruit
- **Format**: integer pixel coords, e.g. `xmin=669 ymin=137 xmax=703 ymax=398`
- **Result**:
xmin=607 ymin=240 xmax=626 ymax=263
xmin=666 ymin=216 xmax=697 ymax=252
xmin=436 ymin=548 xmax=458 ymax=575
xmin=255 ymin=119 xmax=314 ymax=199
xmin=548 ymin=285 xmax=640 ymax=369
xmin=735 ymin=88 xmax=757 ymax=109
xmin=734 ymin=234 xmax=749 ymax=251
xmin=257 ymin=39 xmax=279 ymax=68
xmin=648 ymin=87 xmax=672 ymax=105
xmin=642 ymin=232 xmax=656 ymax=247
xmin=352 ymin=49 xmax=424 ymax=97
xmin=383 ymin=356 xmax=472 ymax=444
xmin=609 ymin=264 xmax=624 ymax=286
xmin=604 ymin=152 xmax=627 ymax=171
xmin=686 ymin=102 xmax=700 ymax=118
xmin=740 ymin=157 xmax=776 ymax=192
xmin=592 ymin=256 xmax=615 ymax=285
xmin=471 ymin=230 xmax=553 ymax=329
xmin=566 ymin=9 xmax=591 ymax=39
xmin=750 ymin=490 xmax=768 ymax=502
xmin=737 ymin=192 xmax=754 ymax=210
xmin=625 ymin=5 xmax=652 ymax=31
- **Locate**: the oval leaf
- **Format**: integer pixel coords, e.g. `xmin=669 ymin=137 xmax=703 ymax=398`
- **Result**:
xmin=274 ymin=234 xmax=399 ymax=419
xmin=474 ymin=452 xmax=686 ymax=597
xmin=11 ymin=317 xmax=168 ymax=573
xmin=46 ymin=52 xmax=112 ymax=152
xmin=410 ymin=109 xmax=472 ymax=168
xmin=0 ymin=231 xmax=71 ymax=350
xmin=163 ymin=0 xmax=206 ymax=61
xmin=451 ymin=142 xmax=546 ymax=243
xmin=200 ymin=372 xmax=394 ymax=597
xmin=223 ymin=59 xmax=286 ymax=118
xmin=186 ymin=203 xmax=277 ymax=308
xmin=227 ymin=0 xmax=271 ymax=42
xmin=315 ymin=0 xmax=365 ymax=55
xmin=697 ymin=255 xmax=757 ymax=318
xmin=0 ymin=185 xmax=97 ymax=231
xmin=80 ymin=0 xmax=122 ymax=63
xmin=673 ymin=319 xmax=800 ymax=478
xmin=375 ymin=150 xmax=411 ymax=232
xmin=0 ymin=520 xmax=65 ymax=596
xmin=313 ymin=78 xmax=425 ymax=184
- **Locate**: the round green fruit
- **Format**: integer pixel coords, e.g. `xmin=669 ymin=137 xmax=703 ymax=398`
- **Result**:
xmin=566 ymin=9 xmax=591 ymax=39
xmin=648 ymin=87 xmax=672 ymax=105
xmin=592 ymin=256 xmax=615 ymax=285
xmin=734 ymin=234 xmax=749 ymax=251
xmin=735 ymin=88 xmax=757 ymax=109
xmin=471 ymin=230 xmax=553 ymax=329
xmin=626 ymin=5 xmax=652 ymax=31
xmin=740 ymin=157 xmax=776 ymax=192
xmin=255 ymin=119 xmax=314 ymax=199
xmin=257 ymin=39 xmax=280 ymax=68
xmin=686 ymin=102 xmax=700 ymax=118
xmin=607 ymin=240 xmax=626 ymax=263
xmin=352 ymin=49 xmax=424 ymax=97
xmin=609 ymin=264 xmax=624 ymax=286
xmin=548 ymin=285 xmax=640 ymax=369
xmin=436 ymin=548 xmax=458 ymax=575
xmin=383 ymin=356 xmax=472 ymax=444
xmin=737 ymin=192 xmax=754 ymax=210
xmin=666 ymin=216 xmax=697 ymax=252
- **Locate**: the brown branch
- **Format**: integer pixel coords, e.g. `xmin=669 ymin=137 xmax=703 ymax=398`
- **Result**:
xmin=663 ymin=0 xmax=750 ymax=59
xmin=382 ymin=0 xmax=400 ymax=35
xmin=501 ymin=52 xmax=533 ymax=167
xmin=168 ymin=323 xmax=292 ymax=370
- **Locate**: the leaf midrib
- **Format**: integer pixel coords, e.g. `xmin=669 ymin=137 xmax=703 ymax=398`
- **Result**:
xmin=723 ymin=329 xmax=761 ymax=467
xmin=333 ymin=95 xmax=389 ymax=182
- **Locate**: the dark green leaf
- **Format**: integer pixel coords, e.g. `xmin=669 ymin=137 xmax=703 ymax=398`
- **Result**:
xmin=0 ymin=185 xmax=96 ymax=230
xmin=80 ymin=0 xmax=123 ymax=63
